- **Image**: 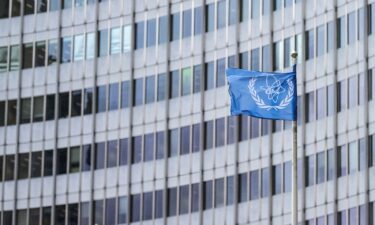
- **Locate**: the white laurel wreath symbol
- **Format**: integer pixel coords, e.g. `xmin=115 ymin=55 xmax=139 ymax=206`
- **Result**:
xmin=248 ymin=78 xmax=294 ymax=111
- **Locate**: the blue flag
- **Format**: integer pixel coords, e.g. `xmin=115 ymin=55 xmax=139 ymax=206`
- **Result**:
xmin=226 ymin=67 xmax=297 ymax=121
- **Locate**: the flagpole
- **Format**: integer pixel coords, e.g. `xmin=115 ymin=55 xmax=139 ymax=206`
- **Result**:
xmin=291 ymin=52 xmax=298 ymax=225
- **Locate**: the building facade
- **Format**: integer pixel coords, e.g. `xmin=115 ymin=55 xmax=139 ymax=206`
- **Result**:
xmin=0 ymin=0 xmax=375 ymax=224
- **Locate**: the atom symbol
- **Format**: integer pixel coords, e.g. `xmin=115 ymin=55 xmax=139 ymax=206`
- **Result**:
xmin=260 ymin=76 xmax=285 ymax=103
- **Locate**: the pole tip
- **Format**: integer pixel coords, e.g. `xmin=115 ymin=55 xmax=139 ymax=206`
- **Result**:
xmin=291 ymin=51 xmax=298 ymax=59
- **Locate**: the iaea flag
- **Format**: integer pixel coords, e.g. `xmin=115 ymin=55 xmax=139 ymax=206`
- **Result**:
xmin=226 ymin=67 xmax=297 ymax=121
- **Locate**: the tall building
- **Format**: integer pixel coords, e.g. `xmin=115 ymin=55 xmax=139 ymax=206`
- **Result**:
xmin=0 ymin=0 xmax=375 ymax=224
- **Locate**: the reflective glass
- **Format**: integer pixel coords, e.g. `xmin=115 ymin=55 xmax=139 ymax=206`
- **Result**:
xmin=250 ymin=117 xmax=259 ymax=138
xmin=263 ymin=0 xmax=270 ymax=15
xmin=107 ymin=140 xmax=118 ymax=167
xmin=69 ymin=147 xmax=80 ymax=173
xmin=31 ymin=151 xmax=42 ymax=177
xmin=215 ymin=118 xmax=225 ymax=147
xmin=338 ymin=145 xmax=347 ymax=177
xmin=17 ymin=209 xmax=27 ymax=225
xmin=183 ymin=10 xmax=192 ymax=38
xmin=56 ymin=148 xmax=67 ymax=174
xmin=156 ymin=131 xmax=165 ymax=159
xmin=35 ymin=41 xmax=46 ymax=67
xmin=316 ymin=87 xmax=325 ymax=120
xmin=250 ymin=170 xmax=260 ymax=199
xmin=43 ymin=207 xmax=51 ymax=225
xmin=191 ymin=183 xmax=200 ymax=212
xmin=180 ymin=185 xmax=189 ymax=214
xmin=95 ymin=143 xmax=105 ymax=169
xmin=203 ymin=181 xmax=213 ymax=209
xmin=155 ymin=190 xmax=163 ymax=218
xmin=316 ymin=152 xmax=325 ymax=184
xmin=134 ymin=78 xmax=143 ymax=106
xmin=74 ymin=34 xmax=85 ymax=61
xmin=359 ymin=138 xmax=366 ymax=171
xmin=109 ymin=83 xmax=119 ymax=110
xmin=338 ymin=210 xmax=346 ymax=225
xmin=251 ymin=0 xmax=260 ymax=19
xmin=306 ymin=155 xmax=315 ymax=186
xmin=10 ymin=45 xmax=20 ymax=71
xmin=21 ymin=98 xmax=31 ymax=124
xmin=23 ymin=43 xmax=33 ymax=69
xmin=349 ymin=141 xmax=358 ymax=174
xmin=283 ymin=161 xmax=291 ymax=192
xmin=59 ymin=92 xmax=69 ymax=118
xmin=240 ymin=52 xmax=248 ymax=69
xmin=143 ymin=192 xmax=153 ymax=220
xmin=157 ymin=73 xmax=166 ymax=101
xmin=145 ymin=76 xmax=155 ymax=103
xmin=169 ymin=128 xmax=178 ymax=157
xmin=229 ymin=0 xmax=238 ymax=24
xmin=327 ymin=85 xmax=334 ymax=116
xmin=240 ymin=116 xmax=248 ymax=141
xmin=123 ymin=25 xmax=131 ymax=52
xmin=147 ymin=19 xmax=156 ymax=47
xmin=284 ymin=37 xmax=294 ymax=68
xmin=168 ymin=187 xmax=177 ymax=216
xmin=217 ymin=0 xmax=226 ymax=29
xmin=29 ymin=208 xmax=40 ymax=225
xmin=5 ymin=155 xmax=14 ymax=180
xmin=80 ymin=202 xmax=90 ymax=225
xmin=135 ymin=22 xmax=144 ymax=49
xmin=327 ymin=148 xmax=334 ymax=180
xmin=106 ymin=198 xmax=116 ymax=225
xmin=48 ymin=39 xmax=57 ymax=65
xmin=86 ymin=32 xmax=95 ymax=59
xmin=84 ymin=88 xmax=93 ymax=114
xmin=171 ymin=13 xmax=180 ymax=41
xmin=63 ymin=0 xmax=72 ymax=8
xmin=194 ymin=7 xmax=203 ymax=35
xmin=261 ymin=167 xmax=269 ymax=197
xmin=158 ymin=16 xmax=168 ymax=44
xmin=359 ymin=73 xmax=365 ymax=105
xmin=348 ymin=76 xmax=358 ymax=108
xmin=273 ymin=165 xmax=281 ymax=194
xmin=33 ymin=96 xmax=45 ymax=122
xmin=337 ymin=17 xmax=345 ymax=48
xmin=227 ymin=176 xmax=234 ymax=205
xmin=44 ymin=150 xmax=53 ymax=176
xmin=348 ymin=12 xmax=356 ymax=44
xmin=239 ymin=173 xmax=247 ymax=202
xmin=206 ymin=3 xmax=215 ymax=32
xmin=98 ymin=29 xmax=108 ymax=56
xmin=205 ymin=61 xmax=214 ymax=90
xmin=305 ymin=29 xmax=314 ymax=60
xmin=68 ymin=204 xmax=78 ymax=225
xmin=251 ymin=48 xmax=259 ymax=70
xmin=273 ymin=41 xmax=282 ymax=71
xmin=317 ymin=25 xmax=324 ymax=57
xmin=180 ymin=126 xmax=190 ymax=155
xmin=94 ymin=200 xmax=104 ymax=225
xmin=205 ymin=120 xmax=213 ymax=149
xmin=50 ymin=0 xmax=58 ymax=10
xmin=273 ymin=0 xmax=281 ymax=10
xmin=119 ymin=138 xmax=128 ymax=165
xmin=118 ymin=197 xmax=128 ymax=224
xmin=75 ymin=0 xmax=83 ymax=7
xmin=12 ymin=0 xmax=21 ymax=16
xmin=215 ymin=178 xmax=224 ymax=207
xmin=97 ymin=85 xmax=107 ymax=112
xmin=192 ymin=124 xmax=200 ymax=152
xmin=338 ymin=80 xmax=347 ymax=112
xmin=110 ymin=27 xmax=121 ymax=54
xmin=7 ymin=100 xmax=17 ymax=125
xmin=18 ymin=153 xmax=29 ymax=179
xmin=182 ymin=67 xmax=192 ymax=95
xmin=121 ymin=81 xmax=130 ymax=108
xmin=217 ymin=58 xmax=226 ymax=87
xmin=371 ymin=4 xmax=375 ymax=35
xmin=71 ymin=90 xmax=82 ymax=117
xmin=170 ymin=70 xmax=179 ymax=98
xmin=144 ymin=133 xmax=154 ymax=161
xmin=349 ymin=207 xmax=357 ymax=225
xmin=227 ymin=116 xmax=236 ymax=144
xmin=0 ymin=47 xmax=7 ymax=72
xmin=327 ymin=21 xmax=334 ymax=51
xmin=81 ymin=144 xmax=91 ymax=171
xmin=61 ymin=37 xmax=72 ymax=63
xmin=132 ymin=136 xmax=142 ymax=163
xmin=0 ymin=0 xmax=9 ymax=18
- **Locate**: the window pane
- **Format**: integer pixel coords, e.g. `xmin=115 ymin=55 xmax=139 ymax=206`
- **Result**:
xmin=239 ymin=173 xmax=247 ymax=202
xmin=306 ymin=155 xmax=315 ymax=186
xmin=284 ymin=37 xmax=294 ymax=68
xmin=5 ymin=155 xmax=15 ymax=180
xmin=97 ymin=85 xmax=107 ymax=112
xmin=227 ymin=116 xmax=236 ymax=144
xmin=203 ymin=181 xmax=213 ymax=210
xmin=215 ymin=118 xmax=225 ymax=147
xmin=327 ymin=85 xmax=334 ymax=116
xmin=0 ymin=0 xmax=9 ymax=18
xmin=134 ymin=78 xmax=143 ymax=106
xmin=83 ymin=88 xmax=93 ymax=115
xmin=50 ymin=0 xmax=58 ymax=10
xmin=250 ymin=117 xmax=259 ymax=138
xmin=327 ymin=21 xmax=334 ymax=52
xmin=180 ymin=185 xmax=189 ymax=214
xmin=169 ymin=128 xmax=178 ymax=157
xmin=240 ymin=52 xmax=248 ymax=69
xmin=71 ymin=90 xmax=82 ymax=117
xmin=31 ymin=151 xmax=42 ymax=177
xmin=48 ymin=39 xmax=57 ymax=65
xmin=189 ymin=183 xmax=199 ymax=212
xmin=227 ymin=176 xmax=234 ymax=205
xmin=273 ymin=41 xmax=282 ymax=71
xmin=348 ymin=76 xmax=358 ymax=108
xmin=81 ymin=144 xmax=91 ymax=171
xmin=86 ymin=33 xmax=95 ymax=59
xmin=68 ymin=204 xmax=78 ymax=225
xmin=105 ymin=198 xmax=116 ymax=225
xmin=327 ymin=148 xmax=334 ymax=180
xmin=205 ymin=61 xmax=214 ymax=90
xmin=59 ymin=92 xmax=69 ymax=118
xmin=180 ymin=126 xmax=190 ymax=155
xmin=283 ymin=161 xmax=291 ymax=192
xmin=135 ymin=22 xmax=144 ymax=49
xmin=316 ymin=87 xmax=325 ymax=120
xmin=98 ymin=29 xmax=108 ymax=56
xmin=217 ymin=0 xmax=226 ymax=29
xmin=229 ymin=0 xmax=238 ymax=24
xmin=240 ymin=116 xmax=248 ymax=141
xmin=155 ymin=190 xmax=163 ymax=218
xmin=359 ymin=138 xmax=366 ymax=171
xmin=371 ymin=4 xmax=375 ymax=35
xmin=143 ymin=192 xmax=153 ymax=220
xmin=338 ymin=80 xmax=347 ymax=112
xmin=10 ymin=45 xmax=20 ymax=71
xmin=145 ymin=76 xmax=155 ymax=103
xmin=348 ymin=12 xmax=356 ymax=44
xmin=156 ymin=131 xmax=165 ymax=159
xmin=107 ymin=140 xmax=118 ymax=167
xmin=23 ymin=43 xmax=33 ymax=69
xmin=305 ymin=29 xmax=314 ymax=60
xmin=29 ymin=208 xmax=40 ymax=225
xmin=144 ymin=133 xmax=154 ymax=161
xmin=272 ymin=165 xmax=281 ymax=194
xmin=3 ymin=211 xmax=13 ymax=225
xmin=74 ymin=34 xmax=85 ymax=61
xmin=338 ymin=145 xmax=347 ymax=177
xmin=205 ymin=120 xmax=213 ymax=149
xmin=158 ymin=16 xmax=168 ymax=44
xmin=7 ymin=99 xmax=17 ymax=125
xmin=171 ymin=13 xmax=180 ymax=41
xmin=183 ymin=10 xmax=192 ymax=38
xmin=217 ymin=58 xmax=226 ymax=87
xmin=348 ymin=141 xmax=358 ymax=174
xmin=359 ymin=73 xmax=365 ymax=105
xmin=110 ymin=27 xmax=121 ymax=54
xmin=94 ymin=200 xmax=104 ymax=225
xmin=61 ymin=37 xmax=72 ymax=63
xmin=69 ymin=147 xmax=80 ymax=173
xmin=118 ymin=197 xmax=128 ymax=224
xmin=317 ymin=25 xmax=324 ymax=57
xmin=262 ymin=45 xmax=271 ymax=71
xmin=80 ymin=202 xmax=90 ymax=225
xmin=192 ymin=124 xmax=200 ymax=153
xmin=157 ymin=73 xmax=166 ymax=101
xmin=0 ymin=47 xmax=8 ymax=72
xmin=251 ymin=48 xmax=260 ymax=70
xmin=305 ymin=92 xmax=314 ymax=123
xmin=119 ymin=138 xmax=128 ymax=165
xmin=132 ymin=136 xmax=142 ymax=163
xmin=35 ymin=41 xmax=46 ymax=67
xmin=168 ymin=187 xmax=177 ymax=216
xmin=44 ymin=150 xmax=53 ymax=176
xmin=182 ymin=67 xmax=192 ymax=96
xmin=109 ymin=83 xmax=119 ymax=110
xmin=18 ymin=153 xmax=29 ymax=179
xmin=194 ymin=7 xmax=203 ymax=35
xmin=56 ymin=148 xmax=67 ymax=174
xmin=95 ymin=143 xmax=105 ymax=169
xmin=33 ymin=96 xmax=44 ymax=122
xmin=251 ymin=0 xmax=260 ymax=19
xmin=147 ymin=19 xmax=157 ymax=47
xmin=21 ymin=98 xmax=31 ymax=124
xmin=0 ymin=101 xmax=4 ymax=126
xmin=121 ymin=25 xmax=131 ymax=53
xmin=170 ymin=70 xmax=180 ymax=98
xmin=261 ymin=167 xmax=269 ymax=197
xmin=215 ymin=178 xmax=224 ymax=207
xmin=17 ymin=209 xmax=27 ymax=225
xmin=206 ymin=3 xmax=215 ymax=32
xmin=121 ymin=81 xmax=130 ymax=108
xmin=337 ymin=17 xmax=345 ymax=48
xmin=62 ymin=0 xmax=72 ymax=8
xmin=263 ymin=0 xmax=270 ymax=15
xmin=316 ymin=152 xmax=325 ymax=184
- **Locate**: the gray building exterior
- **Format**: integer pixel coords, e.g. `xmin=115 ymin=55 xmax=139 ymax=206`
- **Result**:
xmin=0 ymin=0 xmax=375 ymax=225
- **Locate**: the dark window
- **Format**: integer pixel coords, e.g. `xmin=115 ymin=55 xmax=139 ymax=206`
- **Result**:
xmin=94 ymin=200 xmax=104 ymax=225
xmin=180 ymin=126 xmax=190 ymax=155
xmin=95 ymin=143 xmax=105 ymax=169
xmin=134 ymin=78 xmax=143 ymax=106
xmin=0 ymin=0 xmax=9 ymax=18
xmin=348 ymin=76 xmax=358 ymax=108
xmin=240 ymin=52 xmax=249 ymax=69
xmin=338 ymin=145 xmax=347 ymax=177
xmin=17 ymin=209 xmax=28 ymax=225
xmin=159 ymin=16 xmax=168 ymax=44
xmin=182 ymin=67 xmax=192 ymax=96
xmin=155 ymin=190 xmax=163 ymax=218
xmin=18 ymin=153 xmax=29 ymax=179
xmin=171 ymin=13 xmax=180 ymax=41
xmin=145 ymin=76 xmax=155 ymax=103
xmin=305 ymin=91 xmax=314 ymax=123
xmin=157 ymin=73 xmax=166 ymax=101
xmin=144 ymin=134 xmax=154 ymax=161
xmin=132 ymin=136 xmax=142 ymax=163
xmin=44 ymin=150 xmax=53 ymax=176
xmin=206 ymin=3 xmax=215 ymax=32
xmin=203 ymin=181 xmax=213 ymax=210
xmin=55 ymin=205 xmax=66 ymax=225
xmin=83 ymin=88 xmax=93 ymax=115
xmin=191 ymin=183 xmax=200 ymax=212
xmin=68 ymin=204 xmax=78 ymax=225
xmin=23 ymin=43 xmax=33 ymax=69
xmin=180 ymin=185 xmax=189 ymax=214
xmin=168 ymin=187 xmax=177 ymax=216
xmin=56 ymin=148 xmax=67 ymax=174
xmin=31 ymin=151 xmax=42 ymax=177
xmin=305 ymin=29 xmax=314 ymax=60
xmin=80 ymin=202 xmax=90 ymax=225
xmin=192 ymin=124 xmax=200 ymax=153
xmin=316 ymin=152 xmax=325 ymax=184
xmin=183 ymin=10 xmax=192 ymax=38
xmin=1 ymin=156 xmax=5 ymax=180
xmin=215 ymin=118 xmax=225 ymax=147
xmin=107 ymin=140 xmax=118 ymax=167
xmin=81 ymin=145 xmax=91 ymax=171
xmin=348 ymin=12 xmax=356 ymax=44
xmin=204 ymin=120 xmax=213 ymax=149
xmin=35 ymin=41 xmax=46 ymax=67
xmin=316 ymin=87 xmax=325 ymax=120
xmin=227 ymin=176 xmax=234 ymax=205
xmin=29 ymin=208 xmax=40 ymax=225
xmin=273 ymin=164 xmax=282 ymax=194
xmin=205 ymin=61 xmax=214 ymax=90
xmin=20 ymin=98 xmax=31 ymax=124
xmin=61 ymin=37 xmax=71 ymax=63
xmin=10 ymin=45 xmax=20 ymax=71
xmin=118 ymin=197 xmax=128 ymax=224
xmin=59 ymin=92 xmax=69 ymax=118
xmin=97 ymin=85 xmax=107 ymax=112
xmin=98 ymin=29 xmax=109 ymax=57
xmin=170 ymin=70 xmax=180 ymax=98
xmin=338 ymin=80 xmax=347 ymax=112
xmin=273 ymin=0 xmax=281 ymax=11
xmin=156 ymin=131 xmax=165 ymax=159
xmin=119 ymin=138 xmax=128 ymax=165
xmin=147 ymin=19 xmax=157 ymax=47
xmin=42 ymin=207 xmax=52 ymax=225
xmin=105 ymin=198 xmax=116 ymax=225
xmin=251 ymin=48 xmax=260 ymax=70
xmin=0 ymin=47 xmax=8 ymax=72
xmin=3 ymin=211 xmax=13 ymax=225
xmin=337 ymin=16 xmax=345 ymax=48
xmin=239 ymin=173 xmax=247 ymax=202
xmin=283 ymin=162 xmax=291 ymax=192
xmin=316 ymin=25 xmax=325 ymax=57
xmin=261 ymin=167 xmax=269 ymax=198
xmin=169 ymin=128 xmax=178 ymax=157
xmin=217 ymin=0 xmax=226 ymax=29
xmin=121 ymin=81 xmax=130 ymax=108
xmin=215 ymin=178 xmax=224 ymax=207
xmin=33 ymin=96 xmax=44 ymax=122
xmin=338 ymin=210 xmax=346 ymax=225
xmin=135 ymin=22 xmax=144 ymax=49
xmin=109 ymin=83 xmax=119 ymax=110
xmin=143 ymin=192 xmax=153 ymax=220
xmin=71 ymin=90 xmax=82 ymax=117
xmin=48 ymin=39 xmax=57 ymax=65
xmin=7 ymin=100 xmax=17 ymax=125
xmin=217 ymin=58 xmax=226 ymax=87
xmin=194 ymin=7 xmax=203 ymax=35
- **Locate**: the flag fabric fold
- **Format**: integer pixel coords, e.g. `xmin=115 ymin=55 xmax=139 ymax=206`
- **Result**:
xmin=226 ymin=68 xmax=297 ymax=121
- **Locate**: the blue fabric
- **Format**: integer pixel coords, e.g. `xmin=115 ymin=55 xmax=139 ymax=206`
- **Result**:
xmin=226 ymin=67 xmax=297 ymax=121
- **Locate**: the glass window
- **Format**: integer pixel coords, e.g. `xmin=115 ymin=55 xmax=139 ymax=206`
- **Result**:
xmin=305 ymin=29 xmax=314 ymax=60
xmin=132 ymin=136 xmax=142 ymax=163
xmin=80 ymin=202 xmax=90 ymax=225
xmin=240 ymin=116 xmax=248 ymax=141
xmin=338 ymin=80 xmax=347 ymax=112
xmin=316 ymin=25 xmax=324 ymax=57
xmin=227 ymin=176 xmax=234 ymax=205
xmin=18 ymin=153 xmax=29 ymax=179
xmin=227 ymin=116 xmax=237 ymax=144
xmin=35 ymin=41 xmax=46 ymax=67
xmin=48 ymin=39 xmax=57 ymax=65
xmin=69 ymin=147 xmax=80 ymax=173
xmin=61 ymin=37 xmax=72 ymax=63
xmin=68 ymin=204 xmax=78 ymax=225
xmin=205 ymin=120 xmax=213 ymax=149
xmin=273 ymin=41 xmax=282 ymax=71
xmin=327 ymin=21 xmax=334 ymax=52
xmin=348 ymin=141 xmax=358 ymax=174
xmin=205 ymin=61 xmax=214 ymax=90
xmin=338 ymin=145 xmax=347 ymax=177
xmin=284 ymin=37 xmax=294 ymax=68
xmin=75 ymin=0 xmax=83 ymax=7
xmin=180 ymin=126 xmax=190 ymax=155
xmin=229 ymin=0 xmax=238 ymax=24
xmin=273 ymin=0 xmax=282 ymax=10
xmin=143 ymin=192 xmax=153 ymax=220
xmin=49 ymin=0 xmax=58 ymax=10
xmin=94 ymin=200 xmax=103 ymax=225
xmin=3 ymin=211 xmax=13 ymax=225
xmin=262 ymin=45 xmax=270 ymax=71
xmin=169 ymin=128 xmax=178 ymax=157
xmin=109 ymin=83 xmax=119 ymax=110
xmin=171 ymin=13 xmax=180 ymax=41
xmin=145 ymin=75 xmax=155 ymax=103
xmin=81 ymin=144 xmax=91 ymax=171
xmin=135 ymin=22 xmax=144 ymax=49
xmin=5 ymin=155 xmax=15 ymax=180
xmin=192 ymin=124 xmax=200 ymax=153
xmin=62 ymin=0 xmax=71 ymax=8
xmin=273 ymin=164 xmax=281 ymax=195
xmin=0 ymin=47 xmax=8 ymax=72
xmin=56 ymin=148 xmax=67 ymax=174
xmin=33 ymin=96 xmax=44 ymax=122
xmin=95 ymin=143 xmax=105 ymax=169
xmin=250 ymin=117 xmax=259 ymax=138
xmin=158 ymin=16 xmax=168 ymax=44
xmin=119 ymin=138 xmax=128 ymax=165
xmin=180 ymin=185 xmax=189 ymax=214
xmin=327 ymin=148 xmax=334 ymax=180
xmin=107 ymin=140 xmax=118 ymax=167
xmin=284 ymin=161 xmax=291 ymax=192
xmin=168 ymin=187 xmax=177 ymax=216
xmin=0 ymin=0 xmax=9 ymax=18
xmin=359 ymin=138 xmax=366 ymax=171
xmin=191 ymin=183 xmax=200 ymax=212
xmin=261 ymin=167 xmax=269 ymax=198
xmin=0 ymin=101 xmax=4 ymax=126
xmin=327 ymin=85 xmax=334 ymax=116
xmin=251 ymin=48 xmax=260 ymax=70
xmin=71 ymin=90 xmax=82 ymax=117
xmin=170 ymin=70 xmax=180 ymax=98
xmin=144 ymin=134 xmax=154 ymax=161
xmin=96 ymin=86 xmax=107 ymax=112
xmin=121 ymin=81 xmax=130 ymax=108
xmin=239 ymin=173 xmax=247 ymax=202
xmin=206 ymin=3 xmax=215 ymax=32
xmin=348 ymin=76 xmax=358 ymax=108
xmin=338 ymin=210 xmax=347 ymax=225
xmin=29 ymin=208 xmax=40 ymax=225
xmin=316 ymin=87 xmax=325 ymax=120
xmin=21 ymin=98 xmax=31 ymax=124
xmin=359 ymin=204 xmax=366 ymax=225
xmin=155 ymin=131 xmax=165 ymax=160
xmin=157 ymin=73 xmax=166 ymax=101
xmin=110 ymin=27 xmax=121 ymax=54
xmin=147 ymin=19 xmax=157 ymax=47
xmin=24 ymin=0 xmax=34 ymax=14
xmin=83 ymin=88 xmax=93 ymax=115
xmin=371 ymin=4 xmax=375 ymax=35
xmin=118 ymin=197 xmax=128 ymax=224
xmin=203 ymin=181 xmax=213 ymax=210
xmin=98 ymin=29 xmax=108 ymax=57
xmin=263 ymin=0 xmax=270 ymax=15
xmin=215 ymin=178 xmax=224 ymax=207
xmin=240 ymin=52 xmax=248 ymax=69
xmin=194 ymin=7 xmax=203 ymax=35
xmin=9 ymin=45 xmax=20 ymax=71
xmin=183 ymin=10 xmax=192 ymax=38
xmin=182 ymin=67 xmax=192 ymax=96
xmin=217 ymin=0 xmax=226 ymax=29
xmin=155 ymin=190 xmax=163 ymax=218
xmin=74 ymin=34 xmax=85 ymax=61
xmin=86 ymin=32 xmax=95 ymax=59
xmin=348 ymin=12 xmax=356 ymax=44
xmin=251 ymin=0 xmax=260 ymax=19
xmin=123 ymin=25 xmax=131 ymax=52
xmin=305 ymin=155 xmax=315 ymax=186
xmin=316 ymin=152 xmax=325 ymax=184
xmin=262 ymin=119 xmax=270 ymax=136
xmin=31 ymin=151 xmax=42 ymax=177
xmin=359 ymin=73 xmax=365 ymax=105
xmin=215 ymin=118 xmax=225 ymax=147
xmin=134 ymin=78 xmax=143 ymax=106
xmin=59 ymin=92 xmax=69 ymax=118
xmin=7 ymin=100 xmax=17 ymax=125
xmin=337 ymin=16 xmax=345 ymax=48
xmin=44 ymin=150 xmax=53 ymax=176
xmin=23 ymin=43 xmax=33 ymax=69
xmin=104 ymin=198 xmax=115 ymax=225
xmin=217 ymin=58 xmax=226 ymax=87
xmin=305 ymin=91 xmax=314 ymax=123
xmin=17 ymin=209 xmax=27 ymax=225
xmin=349 ymin=207 xmax=356 ymax=225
